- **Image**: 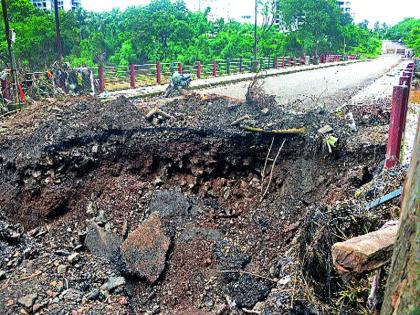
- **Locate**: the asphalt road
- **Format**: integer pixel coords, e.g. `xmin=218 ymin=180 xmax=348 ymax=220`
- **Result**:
xmin=198 ymin=55 xmax=402 ymax=110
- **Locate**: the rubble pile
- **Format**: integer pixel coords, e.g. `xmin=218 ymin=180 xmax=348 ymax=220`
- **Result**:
xmin=0 ymin=89 xmax=406 ymax=314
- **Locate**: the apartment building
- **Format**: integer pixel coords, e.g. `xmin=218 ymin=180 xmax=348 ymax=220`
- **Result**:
xmin=30 ymin=0 xmax=81 ymax=11
xmin=337 ymin=1 xmax=353 ymax=15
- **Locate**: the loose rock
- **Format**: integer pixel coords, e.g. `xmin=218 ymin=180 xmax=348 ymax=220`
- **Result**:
xmin=120 ymin=213 xmax=171 ymax=283
xmin=18 ymin=293 xmax=37 ymax=309
xmin=332 ymin=221 xmax=399 ymax=275
xmin=84 ymin=222 xmax=122 ymax=263
xmin=101 ymin=276 xmax=126 ymax=292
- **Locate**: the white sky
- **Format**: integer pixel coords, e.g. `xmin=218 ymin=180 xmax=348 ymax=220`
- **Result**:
xmin=83 ymin=0 xmax=420 ymax=26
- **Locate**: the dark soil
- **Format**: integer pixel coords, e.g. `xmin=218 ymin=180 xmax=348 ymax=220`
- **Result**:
xmin=0 ymin=91 xmax=405 ymax=314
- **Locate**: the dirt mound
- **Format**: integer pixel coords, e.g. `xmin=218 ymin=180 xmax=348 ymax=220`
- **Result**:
xmin=0 ymin=91 xmax=404 ymax=314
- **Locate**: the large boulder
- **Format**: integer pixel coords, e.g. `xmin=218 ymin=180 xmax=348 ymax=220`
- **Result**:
xmin=332 ymin=221 xmax=399 ymax=275
xmin=120 ymin=213 xmax=171 ymax=283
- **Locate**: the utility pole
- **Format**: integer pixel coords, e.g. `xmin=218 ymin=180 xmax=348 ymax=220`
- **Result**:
xmin=1 ymin=0 xmax=19 ymax=104
xmin=254 ymin=0 xmax=258 ymax=60
xmin=54 ymin=0 xmax=63 ymax=65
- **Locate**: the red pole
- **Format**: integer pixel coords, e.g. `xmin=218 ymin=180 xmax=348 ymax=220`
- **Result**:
xmin=282 ymin=56 xmax=285 ymax=68
xmin=129 ymin=64 xmax=136 ymax=89
xmin=196 ymin=61 xmax=201 ymax=79
xmin=274 ymin=56 xmax=278 ymax=69
xmin=385 ymin=85 xmax=408 ymax=169
xmin=98 ymin=65 xmax=105 ymax=92
xmin=293 ymin=57 xmax=296 ymax=66
xmin=399 ymin=76 xmax=411 ymax=133
xmin=178 ymin=62 xmax=183 ymax=75
xmin=156 ymin=61 xmax=161 ymax=85
xmin=213 ymin=61 xmax=217 ymax=77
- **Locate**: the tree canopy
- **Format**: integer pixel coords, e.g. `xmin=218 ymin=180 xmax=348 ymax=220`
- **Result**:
xmin=0 ymin=0 xmax=385 ymax=70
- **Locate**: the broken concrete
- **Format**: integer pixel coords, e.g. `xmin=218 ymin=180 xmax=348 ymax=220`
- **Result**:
xmin=332 ymin=221 xmax=399 ymax=275
xmin=120 ymin=213 xmax=171 ymax=283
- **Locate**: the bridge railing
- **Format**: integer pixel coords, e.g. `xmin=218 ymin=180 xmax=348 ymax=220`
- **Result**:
xmin=97 ymin=54 xmax=359 ymax=92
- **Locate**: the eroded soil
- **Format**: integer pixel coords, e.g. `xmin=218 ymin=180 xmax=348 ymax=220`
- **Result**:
xmin=0 ymin=91 xmax=405 ymax=314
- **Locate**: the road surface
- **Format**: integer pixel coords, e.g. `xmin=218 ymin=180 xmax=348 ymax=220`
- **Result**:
xmin=198 ymin=55 xmax=402 ymax=110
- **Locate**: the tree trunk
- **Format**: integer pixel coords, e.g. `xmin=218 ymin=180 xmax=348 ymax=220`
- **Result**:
xmin=380 ymin=119 xmax=420 ymax=314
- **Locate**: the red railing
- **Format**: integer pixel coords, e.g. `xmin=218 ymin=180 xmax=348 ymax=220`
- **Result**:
xmin=385 ymin=61 xmax=415 ymax=169
xmin=96 ymin=54 xmax=359 ymax=92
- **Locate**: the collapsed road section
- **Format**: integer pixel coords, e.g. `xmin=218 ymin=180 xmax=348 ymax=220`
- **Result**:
xmin=0 ymin=79 xmax=410 ymax=314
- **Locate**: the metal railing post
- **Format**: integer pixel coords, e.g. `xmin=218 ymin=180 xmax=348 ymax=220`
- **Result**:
xmin=98 ymin=65 xmax=105 ymax=92
xmin=196 ymin=61 xmax=201 ymax=79
xmin=129 ymin=64 xmax=136 ymax=89
xmin=156 ymin=61 xmax=161 ymax=85
xmin=385 ymin=85 xmax=408 ymax=169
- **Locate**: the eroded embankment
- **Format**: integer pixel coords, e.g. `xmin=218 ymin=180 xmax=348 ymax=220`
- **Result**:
xmin=0 ymin=94 xmax=400 ymax=315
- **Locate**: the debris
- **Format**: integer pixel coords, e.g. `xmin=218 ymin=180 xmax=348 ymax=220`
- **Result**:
xmin=145 ymin=107 xmax=174 ymax=120
xmin=148 ymin=190 xmax=190 ymax=220
xmin=230 ymin=114 xmax=251 ymax=126
xmin=120 ymin=213 xmax=171 ymax=283
xmin=367 ymin=268 xmax=381 ymax=313
xmin=84 ymin=222 xmax=122 ymax=263
xmin=261 ymin=140 xmax=286 ymax=201
xmin=317 ymin=125 xmax=333 ymax=134
xmin=57 ymin=264 xmax=67 ymax=275
xmin=67 ymin=253 xmax=80 ymax=264
xmin=332 ymin=221 xmax=399 ymax=276
xmin=224 ymin=274 xmax=272 ymax=309
xmin=101 ymin=276 xmax=126 ymax=292
xmin=278 ymin=275 xmax=291 ymax=285
xmin=345 ymin=112 xmax=357 ymax=132
xmin=364 ymin=187 xmax=402 ymax=210
xmin=18 ymin=293 xmax=37 ymax=309
xmin=84 ymin=288 xmax=100 ymax=301
xmin=243 ymin=126 xmax=305 ymax=134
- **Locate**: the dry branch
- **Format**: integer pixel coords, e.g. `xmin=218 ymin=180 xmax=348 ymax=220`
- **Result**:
xmin=243 ymin=125 xmax=305 ymax=134
xmin=261 ymin=139 xmax=286 ymax=202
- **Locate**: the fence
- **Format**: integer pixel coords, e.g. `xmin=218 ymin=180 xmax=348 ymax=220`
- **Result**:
xmin=0 ymin=54 xmax=359 ymax=102
xmin=385 ymin=61 xmax=415 ymax=169
xmin=97 ymin=54 xmax=358 ymax=92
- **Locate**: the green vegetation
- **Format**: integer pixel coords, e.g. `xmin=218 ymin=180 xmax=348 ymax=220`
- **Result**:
xmin=1 ymin=0 xmax=384 ymax=70
xmin=385 ymin=18 xmax=420 ymax=54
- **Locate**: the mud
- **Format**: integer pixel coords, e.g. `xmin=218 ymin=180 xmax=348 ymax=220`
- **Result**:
xmin=0 ymin=91 xmax=405 ymax=314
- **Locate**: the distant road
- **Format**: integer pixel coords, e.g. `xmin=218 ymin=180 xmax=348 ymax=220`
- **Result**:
xmin=198 ymin=55 xmax=401 ymax=110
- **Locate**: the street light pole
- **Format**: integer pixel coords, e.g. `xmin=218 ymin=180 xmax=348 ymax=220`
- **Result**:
xmin=254 ymin=0 xmax=258 ymax=60
xmin=1 ymin=0 xmax=19 ymax=104
xmin=54 ymin=0 xmax=63 ymax=65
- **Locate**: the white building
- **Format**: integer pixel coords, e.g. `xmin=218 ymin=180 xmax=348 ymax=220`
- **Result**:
xmin=188 ymin=0 xmax=262 ymax=24
xmin=30 ymin=0 xmax=81 ymax=11
xmin=337 ymin=1 xmax=354 ymax=16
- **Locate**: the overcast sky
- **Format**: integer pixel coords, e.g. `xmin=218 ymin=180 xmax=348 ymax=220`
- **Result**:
xmin=83 ymin=0 xmax=420 ymax=26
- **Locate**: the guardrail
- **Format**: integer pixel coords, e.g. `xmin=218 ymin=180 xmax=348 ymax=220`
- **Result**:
xmin=97 ymin=54 xmax=358 ymax=92
xmin=385 ymin=61 xmax=415 ymax=169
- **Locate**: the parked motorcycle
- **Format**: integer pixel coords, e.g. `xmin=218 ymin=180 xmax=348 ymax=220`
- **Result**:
xmin=164 ymin=71 xmax=192 ymax=97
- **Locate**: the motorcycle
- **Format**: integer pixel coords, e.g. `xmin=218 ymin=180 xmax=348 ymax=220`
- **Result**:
xmin=164 ymin=71 xmax=192 ymax=97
